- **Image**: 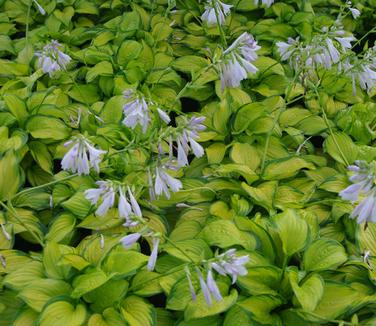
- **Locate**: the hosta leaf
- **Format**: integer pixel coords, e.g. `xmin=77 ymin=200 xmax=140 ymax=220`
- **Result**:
xmin=303 ymin=238 xmax=347 ymax=272
xmin=273 ymin=209 xmax=309 ymax=257
xmin=288 ymin=268 xmax=324 ymax=312
xmin=121 ymin=296 xmax=156 ymax=326
xmin=3 ymin=261 xmax=44 ymax=291
xmin=263 ymin=157 xmax=315 ymax=180
xmin=18 ymin=279 xmax=72 ymax=312
xmin=46 ymin=213 xmax=76 ymax=244
xmin=39 ymin=301 xmax=87 ymax=326
xmin=88 ymin=308 xmax=124 ymax=326
xmin=0 ymin=150 xmax=22 ymax=200
xmin=71 ymin=267 xmax=111 ymax=298
xmin=84 ymin=279 xmax=129 ymax=312
xmin=230 ymin=142 xmax=261 ymax=171
xmin=237 ymin=295 xmax=282 ymax=325
xmin=26 ymin=115 xmax=70 ymax=140
xmin=324 ymin=132 xmax=358 ymax=165
xmin=185 ymin=289 xmax=238 ymax=321
xmin=13 ymin=308 xmax=38 ymax=326
xmin=199 ymin=219 xmax=256 ymax=250
xmin=102 ymin=246 xmax=148 ymax=278
xmin=163 ymin=239 xmax=212 ymax=263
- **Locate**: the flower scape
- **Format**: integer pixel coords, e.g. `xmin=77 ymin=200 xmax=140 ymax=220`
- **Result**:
xmin=0 ymin=0 xmax=375 ymax=325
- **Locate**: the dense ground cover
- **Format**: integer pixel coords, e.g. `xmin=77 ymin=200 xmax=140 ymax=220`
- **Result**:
xmin=0 ymin=0 xmax=375 ymax=325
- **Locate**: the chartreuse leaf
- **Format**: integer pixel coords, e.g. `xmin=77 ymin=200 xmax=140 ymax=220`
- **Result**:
xmin=13 ymin=308 xmax=39 ymax=326
xmin=3 ymin=261 xmax=44 ymax=291
xmin=206 ymin=143 xmax=226 ymax=164
xmin=167 ymin=276 xmax=198 ymax=311
xmin=121 ymin=295 xmax=156 ymax=326
xmin=46 ymin=213 xmax=76 ymax=244
xmin=88 ymin=308 xmax=124 ymax=326
xmin=274 ymin=209 xmax=309 ymax=257
xmin=71 ymin=267 xmax=111 ymax=298
xmin=26 ymin=115 xmax=70 ymax=140
xmin=68 ymin=84 xmax=100 ymax=104
xmin=0 ymin=150 xmax=22 ymax=200
xmin=242 ymin=181 xmax=278 ymax=212
xmin=185 ymin=289 xmax=238 ymax=321
xmin=86 ymin=61 xmax=113 ymax=83
xmin=18 ymin=279 xmax=72 ymax=312
xmin=288 ymin=267 xmax=324 ymax=311
xmin=29 ymin=141 xmax=53 ymax=173
xmin=357 ymin=222 xmax=376 ymax=257
xmin=61 ymin=191 xmax=91 ymax=218
xmin=39 ymin=301 xmax=87 ymax=326
xmin=224 ymin=305 xmax=254 ymax=326
xmin=238 ymin=266 xmax=282 ymax=296
xmin=102 ymin=246 xmax=148 ymax=277
xmin=4 ymin=94 xmax=28 ymax=125
xmin=263 ymin=157 xmax=315 ymax=180
xmin=84 ymin=279 xmax=129 ymax=312
xmin=77 ymin=234 xmax=121 ymax=265
xmin=303 ymin=238 xmax=347 ymax=272
xmin=237 ymin=295 xmax=282 ymax=325
xmin=43 ymin=241 xmax=74 ymax=279
xmin=199 ymin=219 xmax=256 ymax=250
xmin=163 ymin=239 xmax=212 ymax=263
xmin=324 ymin=132 xmax=358 ymax=165
xmin=313 ymin=282 xmax=367 ymax=320
xmin=0 ymin=290 xmax=25 ymax=326
xmin=230 ymin=142 xmax=261 ymax=170
xmin=0 ymin=250 xmax=31 ymax=273
xmin=60 ymin=253 xmax=91 ymax=271
xmin=131 ymin=270 xmax=163 ymax=297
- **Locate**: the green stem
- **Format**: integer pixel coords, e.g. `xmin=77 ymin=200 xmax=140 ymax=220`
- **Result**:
xmin=0 ymin=201 xmax=45 ymax=247
xmin=11 ymin=173 xmax=78 ymax=201
xmin=162 ymin=234 xmax=196 ymax=264
xmin=212 ymin=0 xmax=227 ymax=47
xmin=129 ymin=263 xmax=187 ymax=292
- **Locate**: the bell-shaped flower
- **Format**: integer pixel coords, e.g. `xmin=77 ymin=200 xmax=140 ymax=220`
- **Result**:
xmin=201 ymin=0 xmax=232 ymax=26
xmin=84 ymin=181 xmax=115 ymax=217
xmin=154 ymin=166 xmax=183 ymax=199
xmin=220 ymin=33 xmax=260 ymax=88
xmin=120 ymin=232 xmax=142 ymax=249
xmin=61 ymin=136 xmax=106 ymax=175
xmin=147 ymin=237 xmax=160 ymax=271
xmin=122 ymin=90 xmax=151 ymax=133
xmin=36 ymin=40 xmax=71 ymax=77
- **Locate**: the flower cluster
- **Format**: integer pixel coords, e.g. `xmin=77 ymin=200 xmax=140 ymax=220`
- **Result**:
xmin=36 ymin=40 xmax=71 ymax=76
xmin=61 ymin=136 xmax=106 ymax=175
xmin=185 ymin=249 xmax=249 ymax=305
xmin=201 ymin=0 xmax=232 ymax=26
xmin=277 ymin=26 xmax=355 ymax=72
xmin=340 ymin=47 xmax=376 ymax=94
xmin=84 ymin=182 xmax=141 ymax=224
xmin=122 ymin=89 xmax=151 ymax=133
xmin=220 ymin=32 xmax=260 ymax=89
xmin=340 ymin=160 xmax=376 ymax=224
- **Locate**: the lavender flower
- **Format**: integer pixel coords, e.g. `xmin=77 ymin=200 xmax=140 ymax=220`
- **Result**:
xmin=154 ymin=166 xmax=183 ymax=199
xmin=36 ymin=40 xmax=71 ymax=77
xmin=220 ymin=32 xmax=260 ymax=88
xmin=157 ymin=108 xmax=171 ymax=124
xmin=210 ymin=249 xmax=249 ymax=283
xmin=350 ymin=7 xmax=361 ymax=19
xmin=196 ymin=268 xmax=212 ymax=306
xmin=206 ymin=269 xmax=222 ymax=301
xmin=33 ymin=0 xmax=45 ymax=15
xmin=176 ymin=116 xmax=206 ymax=166
xmin=147 ymin=237 xmax=160 ymax=271
xmin=122 ymin=90 xmax=151 ymax=133
xmin=85 ymin=181 xmax=115 ymax=216
xmin=185 ymin=266 xmax=197 ymax=301
xmin=201 ymin=0 xmax=232 ymax=26
xmin=120 ymin=232 xmax=141 ymax=249
xmin=340 ymin=161 xmax=376 ymax=224
xmin=61 ymin=136 xmax=106 ymax=175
